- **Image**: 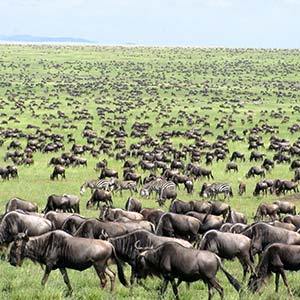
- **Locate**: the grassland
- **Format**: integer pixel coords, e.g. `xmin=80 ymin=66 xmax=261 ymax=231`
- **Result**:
xmin=0 ymin=45 xmax=300 ymax=299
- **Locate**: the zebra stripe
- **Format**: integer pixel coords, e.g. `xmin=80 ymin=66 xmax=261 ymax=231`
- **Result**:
xmin=202 ymin=183 xmax=233 ymax=200
xmin=158 ymin=181 xmax=177 ymax=206
xmin=140 ymin=178 xmax=166 ymax=198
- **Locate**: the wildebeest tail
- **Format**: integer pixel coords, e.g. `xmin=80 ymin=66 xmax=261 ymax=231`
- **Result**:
xmin=111 ymin=245 xmax=128 ymax=287
xmin=217 ymin=256 xmax=241 ymax=292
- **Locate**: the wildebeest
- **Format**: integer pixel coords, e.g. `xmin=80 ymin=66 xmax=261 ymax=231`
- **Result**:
xmin=275 ymin=180 xmax=299 ymax=195
xmin=241 ymin=222 xmax=300 ymax=256
xmin=238 ymin=182 xmax=246 ymax=196
xmin=8 ymin=230 xmax=128 ymax=295
xmin=252 ymin=181 xmax=268 ymax=196
xmin=254 ymin=203 xmax=279 ymax=221
xmin=5 ymin=197 xmax=38 ymax=213
xmin=189 ymin=165 xmax=214 ymax=180
xmin=230 ymin=151 xmax=245 ymax=162
xmin=199 ymin=230 xmax=254 ymax=279
xmin=135 ymin=242 xmax=241 ymax=300
xmin=273 ymin=200 xmax=296 ymax=216
xmin=99 ymin=167 xmax=119 ymax=179
xmin=74 ymin=218 xmax=130 ymax=238
xmin=156 ymin=212 xmax=201 ymax=242
xmin=86 ymin=190 xmax=113 ymax=209
xmin=249 ymin=151 xmax=265 ymax=162
xmin=225 ymin=162 xmax=238 ymax=172
xmin=0 ymin=211 xmax=52 ymax=245
xmin=225 ymin=207 xmax=247 ymax=224
xmin=50 ymin=165 xmax=66 ymax=180
xmin=282 ymin=214 xmax=300 ymax=230
xmin=105 ymin=229 xmax=191 ymax=294
xmin=61 ymin=215 xmax=87 ymax=234
xmin=44 ymin=212 xmax=77 ymax=229
xmin=186 ymin=211 xmax=224 ymax=233
xmin=245 ymin=166 xmax=265 ymax=179
xmin=100 ymin=207 xmax=143 ymax=222
xmin=43 ymin=194 xmax=80 ymax=214
xmin=125 ymin=197 xmax=142 ymax=212
xmin=248 ymin=243 xmax=300 ymax=297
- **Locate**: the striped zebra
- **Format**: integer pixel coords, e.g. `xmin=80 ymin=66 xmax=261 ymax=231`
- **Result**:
xmin=111 ymin=179 xmax=138 ymax=196
xmin=140 ymin=178 xmax=165 ymax=198
xmin=80 ymin=178 xmax=114 ymax=195
xmin=200 ymin=182 xmax=233 ymax=200
xmin=140 ymin=178 xmax=177 ymax=206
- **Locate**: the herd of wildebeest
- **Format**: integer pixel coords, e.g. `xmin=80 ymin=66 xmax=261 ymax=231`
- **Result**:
xmin=1 ymin=46 xmax=300 ymax=299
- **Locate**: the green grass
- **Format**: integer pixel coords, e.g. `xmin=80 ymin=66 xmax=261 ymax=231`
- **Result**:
xmin=0 ymin=44 xmax=300 ymax=299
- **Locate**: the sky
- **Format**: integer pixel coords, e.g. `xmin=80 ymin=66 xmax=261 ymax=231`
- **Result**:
xmin=0 ymin=0 xmax=300 ymax=48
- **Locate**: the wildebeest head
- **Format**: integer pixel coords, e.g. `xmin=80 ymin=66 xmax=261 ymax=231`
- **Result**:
xmin=134 ymin=242 xmax=154 ymax=279
xmin=8 ymin=232 xmax=29 ymax=267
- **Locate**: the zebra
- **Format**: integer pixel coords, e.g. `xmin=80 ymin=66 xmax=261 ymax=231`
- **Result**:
xmin=80 ymin=178 xmax=115 ymax=195
xmin=140 ymin=178 xmax=165 ymax=198
xmin=111 ymin=179 xmax=138 ymax=196
xmin=157 ymin=181 xmax=177 ymax=207
xmin=200 ymin=182 xmax=233 ymax=200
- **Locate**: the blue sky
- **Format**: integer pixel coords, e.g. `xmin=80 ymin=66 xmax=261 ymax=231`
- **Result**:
xmin=1 ymin=0 xmax=300 ymax=48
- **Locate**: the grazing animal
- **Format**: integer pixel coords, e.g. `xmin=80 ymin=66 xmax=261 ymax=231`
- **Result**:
xmin=253 ymin=181 xmax=268 ymax=196
xmin=86 ymin=190 xmax=113 ymax=209
xmin=246 ymin=166 xmax=265 ymax=179
xmin=225 ymin=207 xmax=247 ymax=224
xmin=275 ymin=180 xmax=298 ymax=196
xmin=186 ymin=212 xmax=224 ymax=233
xmin=200 ymin=183 xmax=233 ymax=200
xmin=248 ymin=243 xmax=300 ymax=297
xmin=125 ymin=197 xmax=142 ymax=213
xmin=156 ymin=212 xmax=201 ymax=242
xmin=5 ymin=197 xmax=38 ymax=213
xmin=43 ymin=194 xmax=79 ymax=214
xmin=61 ymin=215 xmax=87 ymax=235
xmin=100 ymin=207 xmax=143 ymax=222
xmin=238 ymin=182 xmax=246 ymax=196
xmin=273 ymin=200 xmax=296 ymax=216
xmin=8 ymin=230 xmax=128 ymax=295
xmin=0 ymin=211 xmax=52 ymax=245
xmin=135 ymin=242 xmax=241 ymax=300
xmin=50 ymin=165 xmax=65 ymax=180
xmin=230 ymin=151 xmax=245 ymax=162
xmin=107 ymin=229 xmax=192 ymax=294
xmin=200 ymin=230 xmax=255 ymax=279
xmin=80 ymin=178 xmax=114 ymax=195
xmin=254 ymin=203 xmax=279 ymax=221
xmin=225 ymin=162 xmax=238 ymax=172
xmin=241 ymin=222 xmax=300 ymax=256
xmin=99 ymin=168 xmax=119 ymax=179
xmin=157 ymin=181 xmax=177 ymax=207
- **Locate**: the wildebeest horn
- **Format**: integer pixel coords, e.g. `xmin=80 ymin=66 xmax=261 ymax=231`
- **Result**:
xmin=134 ymin=241 xmax=153 ymax=251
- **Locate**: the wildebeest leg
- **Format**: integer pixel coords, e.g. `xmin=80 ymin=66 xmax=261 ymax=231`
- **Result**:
xmin=94 ymin=264 xmax=107 ymax=288
xmin=209 ymin=278 xmax=224 ymax=300
xmin=59 ymin=268 xmax=73 ymax=295
xmin=104 ymin=267 xmax=116 ymax=293
xmin=136 ymin=278 xmax=151 ymax=291
xmin=275 ymin=272 xmax=280 ymax=294
xmin=160 ymin=279 xmax=169 ymax=297
xmin=207 ymin=282 xmax=214 ymax=300
xmin=279 ymin=269 xmax=293 ymax=297
xmin=129 ymin=269 xmax=135 ymax=297
xmin=237 ymin=257 xmax=248 ymax=281
xmin=41 ymin=265 xmax=52 ymax=287
xmin=170 ymin=278 xmax=179 ymax=300
xmin=104 ymin=267 xmax=116 ymax=300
